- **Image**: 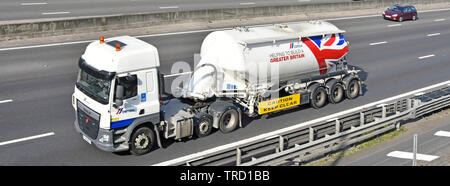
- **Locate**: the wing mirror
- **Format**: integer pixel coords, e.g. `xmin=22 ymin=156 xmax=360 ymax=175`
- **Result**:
xmin=114 ymin=85 xmax=124 ymax=108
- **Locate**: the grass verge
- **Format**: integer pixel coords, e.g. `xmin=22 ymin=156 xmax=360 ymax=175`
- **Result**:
xmin=305 ymin=125 xmax=408 ymax=166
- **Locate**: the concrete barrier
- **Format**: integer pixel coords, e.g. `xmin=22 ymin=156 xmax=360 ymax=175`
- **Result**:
xmin=0 ymin=0 xmax=448 ymax=41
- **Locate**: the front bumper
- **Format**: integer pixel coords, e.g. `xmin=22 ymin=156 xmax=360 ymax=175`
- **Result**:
xmin=74 ymin=116 xmax=129 ymax=152
xmin=383 ymin=14 xmax=399 ymax=20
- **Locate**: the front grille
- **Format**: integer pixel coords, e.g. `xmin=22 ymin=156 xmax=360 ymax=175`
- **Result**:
xmin=77 ymin=100 xmax=100 ymax=139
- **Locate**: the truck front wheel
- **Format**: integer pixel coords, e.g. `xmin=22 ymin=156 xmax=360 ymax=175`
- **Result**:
xmin=219 ymin=107 xmax=239 ymax=133
xmin=129 ymin=126 xmax=155 ymax=155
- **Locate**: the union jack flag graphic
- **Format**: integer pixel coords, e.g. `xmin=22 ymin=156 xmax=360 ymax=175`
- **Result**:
xmin=301 ymin=33 xmax=348 ymax=75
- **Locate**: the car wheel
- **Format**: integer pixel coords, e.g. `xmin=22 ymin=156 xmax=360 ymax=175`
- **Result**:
xmin=398 ymin=16 xmax=403 ymax=22
xmin=412 ymin=15 xmax=417 ymax=21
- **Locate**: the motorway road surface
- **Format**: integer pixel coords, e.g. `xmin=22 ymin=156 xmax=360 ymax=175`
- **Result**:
xmin=0 ymin=10 xmax=450 ymax=165
xmin=0 ymin=0 xmax=348 ymax=22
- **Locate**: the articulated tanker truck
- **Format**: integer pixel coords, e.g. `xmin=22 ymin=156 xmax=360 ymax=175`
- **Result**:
xmin=72 ymin=20 xmax=362 ymax=155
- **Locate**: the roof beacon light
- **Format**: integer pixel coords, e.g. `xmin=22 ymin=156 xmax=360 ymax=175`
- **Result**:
xmin=116 ymin=43 xmax=121 ymax=51
xmin=99 ymin=36 xmax=105 ymax=44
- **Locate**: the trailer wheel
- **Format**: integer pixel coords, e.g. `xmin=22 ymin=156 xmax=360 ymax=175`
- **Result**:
xmin=311 ymin=86 xmax=327 ymax=109
xmin=129 ymin=126 xmax=155 ymax=156
xmin=195 ymin=114 xmax=213 ymax=138
xmin=328 ymin=82 xmax=345 ymax=104
xmin=219 ymin=107 xmax=239 ymax=133
xmin=345 ymin=79 xmax=360 ymax=99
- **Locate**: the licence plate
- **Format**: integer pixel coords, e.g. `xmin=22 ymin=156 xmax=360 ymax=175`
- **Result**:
xmin=83 ymin=135 xmax=92 ymax=144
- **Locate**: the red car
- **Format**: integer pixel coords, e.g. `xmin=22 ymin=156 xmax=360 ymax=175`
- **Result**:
xmin=382 ymin=4 xmax=418 ymax=22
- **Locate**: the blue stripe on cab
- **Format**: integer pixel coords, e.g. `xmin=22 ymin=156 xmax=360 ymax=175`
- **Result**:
xmin=111 ymin=118 xmax=136 ymax=129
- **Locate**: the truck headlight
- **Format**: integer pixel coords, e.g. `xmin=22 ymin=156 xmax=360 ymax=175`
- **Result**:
xmin=99 ymin=134 xmax=110 ymax=143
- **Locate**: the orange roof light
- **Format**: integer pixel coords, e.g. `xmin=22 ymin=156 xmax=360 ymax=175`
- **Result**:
xmin=116 ymin=43 xmax=121 ymax=51
xmin=99 ymin=36 xmax=105 ymax=44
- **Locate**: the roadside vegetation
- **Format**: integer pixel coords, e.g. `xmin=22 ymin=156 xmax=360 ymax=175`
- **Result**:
xmin=305 ymin=126 xmax=408 ymax=166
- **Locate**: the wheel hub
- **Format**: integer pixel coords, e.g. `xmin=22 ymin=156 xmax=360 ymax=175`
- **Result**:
xmin=199 ymin=121 xmax=209 ymax=133
xmin=135 ymin=134 xmax=149 ymax=149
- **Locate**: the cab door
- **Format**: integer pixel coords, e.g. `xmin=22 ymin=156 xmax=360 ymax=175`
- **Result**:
xmin=110 ymin=74 xmax=140 ymax=129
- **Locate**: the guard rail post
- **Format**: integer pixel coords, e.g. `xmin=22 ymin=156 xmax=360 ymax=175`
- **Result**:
xmin=309 ymin=127 xmax=314 ymax=142
xmin=279 ymin=136 xmax=285 ymax=152
xmin=236 ymin=147 xmax=242 ymax=166
xmin=360 ymin=112 xmax=365 ymax=126
xmin=335 ymin=119 xmax=340 ymax=135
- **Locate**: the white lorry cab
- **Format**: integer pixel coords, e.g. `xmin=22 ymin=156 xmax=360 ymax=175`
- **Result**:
xmin=72 ymin=21 xmax=362 ymax=155
xmin=73 ymin=36 xmax=163 ymax=155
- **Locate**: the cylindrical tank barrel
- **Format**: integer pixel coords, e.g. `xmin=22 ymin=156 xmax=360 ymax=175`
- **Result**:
xmin=188 ymin=21 xmax=349 ymax=99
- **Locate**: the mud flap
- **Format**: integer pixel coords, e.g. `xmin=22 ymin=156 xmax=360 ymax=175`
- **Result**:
xmin=154 ymin=124 xmax=163 ymax=148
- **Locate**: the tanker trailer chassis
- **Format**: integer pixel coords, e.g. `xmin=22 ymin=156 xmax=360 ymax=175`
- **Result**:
xmin=162 ymin=67 xmax=362 ymax=143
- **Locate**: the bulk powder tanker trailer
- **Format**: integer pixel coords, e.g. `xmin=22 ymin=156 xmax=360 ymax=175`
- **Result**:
xmin=72 ymin=20 xmax=362 ymax=155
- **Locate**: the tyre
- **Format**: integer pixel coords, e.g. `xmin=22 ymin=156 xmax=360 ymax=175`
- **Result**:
xmin=195 ymin=114 xmax=213 ymax=138
xmin=345 ymin=79 xmax=360 ymax=100
xmin=219 ymin=107 xmax=239 ymax=133
xmin=129 ymin=126 xmax=155 ymax=156
xmin=310 ymin=86 xmax=327 ymax=109
xmin=328 ymin=82 xmax=345 ymax=104
xmin=398 ymin=16 xmax=403 ymax=22
xmin=412 ymin=15 xmax=417 ymax=21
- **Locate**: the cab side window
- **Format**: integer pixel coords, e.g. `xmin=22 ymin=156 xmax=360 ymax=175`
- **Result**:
xmin=117 ymin=75 xmax=138 ymax=99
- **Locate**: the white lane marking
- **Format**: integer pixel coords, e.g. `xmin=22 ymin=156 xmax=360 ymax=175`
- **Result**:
xmin=387 ymin=24 xmax=402 ymax=27
xmin=0 ymin=40 xmax=94 ymax=52
xmin=153 ymin=79 xmax=450 ymax=165
xmin=0 ymin=99 xmax=13 ymax=104
xmin=42 ymin=12 xmax=70 ymax=15
xmin=420 ymin=8 xmax=450 ymax=13
xmin=0 ymin=132 xmax=55 ymax=146
xmin=427 ymin=33 xmax=440 ymax=37
xmin=369 ymin=41 xmax=388 ymax=46
xmin=159 ymin=6 xmax=179 ymax=9
xmin=163 ymin=71 xmax=192 ymax=78
xmin=435 ymin=131 xmax=450 ymax=137
xmin=20 ymin=2 xmax=48 ymax=6
xmin=323 ymin=14 xmax=379 ymax=21
xmin=240 ymin=2 xmax=256 ymax=5
xmin=434 ymin=18 xmax=446 ymax=22
xmin=2 ymin=8 xmax=450 ymax=52
xmin=418 ymin=54 xmax=435 ymax=59
xmin=297 ymin=0 xmax=311 ymax=2
xmin=387 ymin=151 xmax=439 ymax=162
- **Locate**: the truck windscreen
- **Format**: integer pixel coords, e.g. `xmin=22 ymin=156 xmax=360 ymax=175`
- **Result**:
xmin=76 ymin=69 xmax=111 ymax=105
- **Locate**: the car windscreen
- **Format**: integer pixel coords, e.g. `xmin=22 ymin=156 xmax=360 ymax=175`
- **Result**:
xmin=388 ymin=6 xmax=401 ymax=12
